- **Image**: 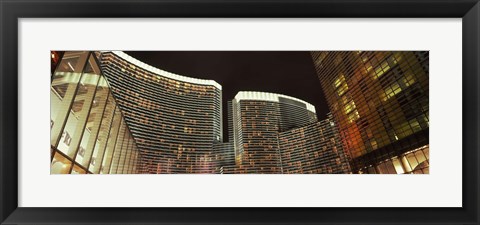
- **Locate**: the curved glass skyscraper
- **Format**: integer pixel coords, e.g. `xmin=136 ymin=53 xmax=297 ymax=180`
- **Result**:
xmin=100 ymin=51 xmax=223 ymax=174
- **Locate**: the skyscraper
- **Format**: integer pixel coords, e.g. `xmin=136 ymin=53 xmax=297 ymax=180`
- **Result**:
xmin=311 ymin=51 xmax=429 ymax=174
xmin=100 ymin=51 xmax=223 ymax=174
xmin=230 ymin=91 xmax=318 ymax=173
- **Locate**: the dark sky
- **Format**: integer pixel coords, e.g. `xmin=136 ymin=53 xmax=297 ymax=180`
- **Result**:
xmin=125 ymin=51 xmax=329 ymax=139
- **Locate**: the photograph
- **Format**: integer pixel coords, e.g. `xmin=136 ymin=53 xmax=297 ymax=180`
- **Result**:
xmin=50 ymin=51 xmax=429 ymax=174
xmin=3 ymin=0 xmax=478 ymax=223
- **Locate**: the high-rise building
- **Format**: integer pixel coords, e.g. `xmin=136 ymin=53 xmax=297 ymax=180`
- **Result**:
xmin=50 ymin=51 xmax=140 ymax=174
xmin=311 ymin=51 xmax=429 ymax=174
xmin=100 ymin=51 xmax=223 ymax=174
xmin=229 ymin=91 xmax=318 ymax=173
xmin=54 ymin=51 xmax=419 ymax=175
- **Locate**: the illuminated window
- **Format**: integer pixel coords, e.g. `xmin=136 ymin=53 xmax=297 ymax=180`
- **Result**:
xmin=344 ymin=100 xmax=356 ymax=115
xmin=347 ymin=110 xmax=360 ymax=123
xmin=370 ymin=139 xmax=378 ymax=150
xmin=409 ymin=119 xmax=422 ymax=133
xmin=373 ymin=56 xmax=397 ymax=79
xmin=403 ymin=73 xmax=416 ymax=87
xmin=365 ymin=62 xmax=373 ymax=73
xmin=334 ymin=74 xmax=346 ymax=88
xmin=383 ymin=82 xmax=402 ymax=101
xmin=337 ymin=82 xmax=348 ymax=96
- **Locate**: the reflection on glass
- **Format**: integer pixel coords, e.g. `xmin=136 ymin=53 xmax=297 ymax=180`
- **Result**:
xmin=50 ymin=51 xmax=139 ymax=175
xmin=51 ymin=152 xmax=72 ymax=174
xmin=88 ymin=93 xmax=115 ymax=172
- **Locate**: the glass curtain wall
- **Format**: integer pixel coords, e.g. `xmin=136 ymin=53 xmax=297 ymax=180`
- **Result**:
xmin=50 ymin=51 xmax=140 ymax=174
xmin=311 ymin=51 xmax=429 ymax=174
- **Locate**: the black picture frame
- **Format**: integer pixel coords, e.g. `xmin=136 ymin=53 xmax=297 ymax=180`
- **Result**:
xmin=1 ymin=0 xmax=479 ymax=224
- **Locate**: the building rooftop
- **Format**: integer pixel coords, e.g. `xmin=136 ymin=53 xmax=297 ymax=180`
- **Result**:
xmin=105 ymin=51 xmax=222 ymax=90
xmin=233 ymin=91 xmax=316 ymax=113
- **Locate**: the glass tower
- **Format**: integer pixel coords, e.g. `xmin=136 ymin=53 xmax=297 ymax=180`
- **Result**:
xmin=231 ymin=91 xmax=317 ymax=173
xmin=99 ymin=51 xmax=223 ymax=174
xmin=311 ymin=51 xmax=429 ymax=174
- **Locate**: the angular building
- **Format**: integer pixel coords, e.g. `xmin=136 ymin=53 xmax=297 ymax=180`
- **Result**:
xmin=51 ymin=51 xmax=140 ymax=174
xmin=99 ymin=51 xmax=223 ymax=174
xmin=311 ymin=51 xmax=429 ymax=174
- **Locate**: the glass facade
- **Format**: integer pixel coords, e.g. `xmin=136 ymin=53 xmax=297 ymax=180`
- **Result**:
xmin=50 ymin=50 xmax=427 ymax=175
xmin=225 ymin=91 xmax=347 ymax=174
xmin=51 ymin=51 xmax=139 ymax=174
xmin=99 ymin=51 xmax=223 ymax=174
xmin=278 ymin=113 xmax=351 ymax=174
xmin=311 ymin=51 xmax=429 ymax=174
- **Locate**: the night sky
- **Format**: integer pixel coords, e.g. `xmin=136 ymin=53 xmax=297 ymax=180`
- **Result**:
xmin=125 ymin=51 xmax=329 ymax=139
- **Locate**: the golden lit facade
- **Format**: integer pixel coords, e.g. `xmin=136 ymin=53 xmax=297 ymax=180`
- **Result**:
xmin=311 ymin=51 xmax=429 ymax=174
xmin=278 ymin=113 xmax=351 ymax=174
xmin=50 ymin=51 xmax=140 ymax=174
xmin=100 ymin=51 xmax=223 ymax=174
xmin=231 ymin=91 xmax=318 ymax=173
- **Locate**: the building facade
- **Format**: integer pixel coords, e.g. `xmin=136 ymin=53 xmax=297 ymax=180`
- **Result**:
xmin=311 ymin=51 xmax=429 ymax=174
xmin=100 ymin=51 xmax=223 ymax=174
xmin=51 ymin=51 xmax=140 ymax=174
xmin=52 ymin=50 xmax=422 ymax=175
xmin=229 ymin=91 xmax=318 ymax=173
xmin=278 ymin=113 xmax=351 ymax=174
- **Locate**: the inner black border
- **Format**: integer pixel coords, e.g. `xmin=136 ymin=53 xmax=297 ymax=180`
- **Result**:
xmin=1 ymin=0 xmax=479 ymax=224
